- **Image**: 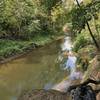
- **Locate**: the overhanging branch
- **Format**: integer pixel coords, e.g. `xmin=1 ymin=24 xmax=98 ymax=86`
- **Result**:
xmin=75 ymin=0 xmax=100 ymax=50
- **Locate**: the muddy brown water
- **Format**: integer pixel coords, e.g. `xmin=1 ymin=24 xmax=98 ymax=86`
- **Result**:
xmin=0 ymin=39 xmax=69 ymax=100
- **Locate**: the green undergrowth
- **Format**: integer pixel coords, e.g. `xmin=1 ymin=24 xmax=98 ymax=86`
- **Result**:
xmin=31 ymin=35 xmax=52 ymax=45
xmin=0 ymin=35 xmax=54 ymax=60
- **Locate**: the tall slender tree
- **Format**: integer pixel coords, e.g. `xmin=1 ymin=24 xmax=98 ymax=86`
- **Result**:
xmin=75 ymin=0 xmax=100 ymax=50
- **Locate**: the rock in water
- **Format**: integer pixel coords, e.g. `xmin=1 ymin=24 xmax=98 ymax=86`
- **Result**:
xmin=70 ymin=85 xmax=96 ymax=100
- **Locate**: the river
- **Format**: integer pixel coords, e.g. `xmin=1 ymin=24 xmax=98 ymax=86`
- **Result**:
xmin=0 ymin=37 xmax=72 ymax=100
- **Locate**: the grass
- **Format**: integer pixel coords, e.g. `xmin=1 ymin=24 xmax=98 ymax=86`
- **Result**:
xmin=31 ymin=35 xmax=52 ymax=45
xmin=0 ymin=35 xmax=53 ymax=60
xmin=0 ymin=39 xmax=27 ymax=58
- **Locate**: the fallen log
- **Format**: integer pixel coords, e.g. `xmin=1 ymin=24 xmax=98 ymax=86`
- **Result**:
xmin=68 ymin=78 xmax=100 ymax=92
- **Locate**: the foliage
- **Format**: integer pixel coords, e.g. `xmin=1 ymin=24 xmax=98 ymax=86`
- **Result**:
xmin=0 ymin=0 xmax=42 ymax=39
xmin=0 ymin=34 xmax=53 ymax=59
xmin=70 ymin=0 xmax=100 ymax=34
xmin=0 ymin=0 xmax=63 ymax=39
xmin=0 ymin=0 xmax=66 ymax=59
xmin=73 ymin=32 xmax=91 ymax=52
xmin=0 ymin=0 xmax=74 ymax=40
xmin=0 ymin=39 xmax=24 ymax=58
xmin=51 ymin=3 xmax=71 ymax=34
xmin=0 ymin=0 xmax=100 ymax=59
xmin=36 ymin=0 xmax=61 ymax=13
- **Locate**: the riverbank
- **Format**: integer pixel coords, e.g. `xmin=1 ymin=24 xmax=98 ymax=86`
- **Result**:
xmin=82 ymin=52 xmax=100 ymax=100
xmin=0 ymin=35 xmax=64 ymax=64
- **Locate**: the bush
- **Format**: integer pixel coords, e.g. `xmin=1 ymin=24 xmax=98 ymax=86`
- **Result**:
xmin=73 ymin=32 xmax=91 ymax=52
xmin=0 ymin=39 xmax=25 ymax=58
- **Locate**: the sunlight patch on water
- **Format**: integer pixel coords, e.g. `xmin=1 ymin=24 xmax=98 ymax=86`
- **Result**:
xmin=61 ymin=37 xmax=73 ymax=51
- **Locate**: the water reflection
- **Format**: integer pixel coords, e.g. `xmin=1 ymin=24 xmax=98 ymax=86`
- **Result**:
xmin=61 ymin=37 xmax=73 ymax=51
xmin=52 ymin=37 xmax=83 ymax=93
xmin=0 ymin=40 xmax=66 ymax=100
xmin=44 ymin=82 xmax=53 ymax=90
xmin=58 ymin=36 xmax=73 ymax=70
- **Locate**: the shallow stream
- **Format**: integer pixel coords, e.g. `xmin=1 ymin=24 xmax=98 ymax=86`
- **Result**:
xmin=0 ymin=37 xmax=72 ymax=100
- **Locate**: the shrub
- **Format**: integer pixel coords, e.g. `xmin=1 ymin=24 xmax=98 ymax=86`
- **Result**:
xmin=73 ymin=32 xmax=91 ymax=52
